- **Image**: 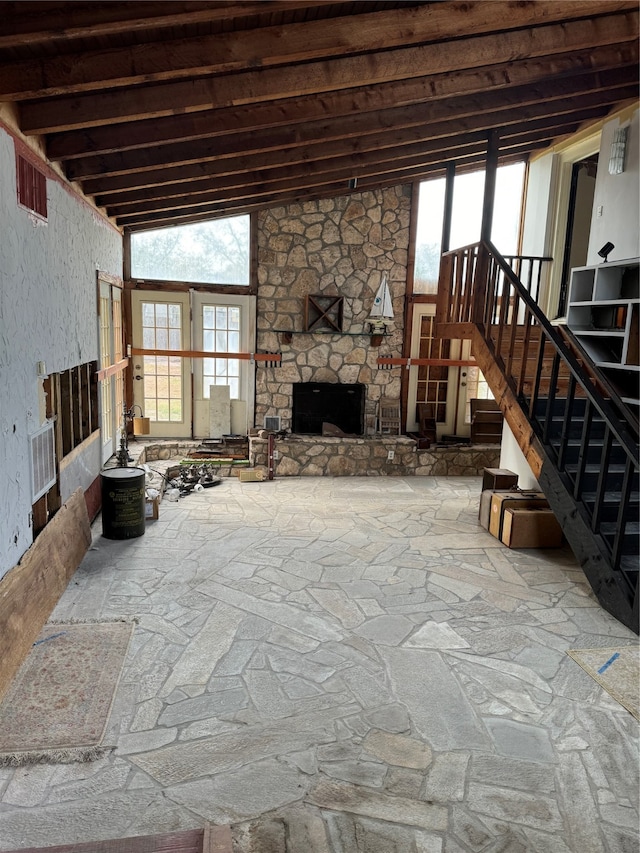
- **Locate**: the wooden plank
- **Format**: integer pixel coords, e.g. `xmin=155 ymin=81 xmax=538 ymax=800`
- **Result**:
xmin=202 ymin=823 xmax=233 ymax=853
xmin=3 ymin=2 xmax=633 ymax=100
xmin=7 ymin=827 xmax=204 ymax=853
xmin=0 ymin=2 xmax=337 ymax=49
xmin=46 ymin=50 xmax=639 ymax=158
xmin=82 ymin=106 xmax=598 ymax=196
xmin=0 ymin=488 xmax=91 ymax=702
xmin=63 ymin=76 xmax=638 ymax=180
xmin=20 ymin=12 xmax=639 ymax=132
xmin=130 ymin=348 xmax=281 ymax=363
xmin=96 ymin=357 xmax=129 ymax=382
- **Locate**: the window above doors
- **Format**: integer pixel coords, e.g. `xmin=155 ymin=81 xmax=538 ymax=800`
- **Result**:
xmin=129 ymin=214 xmax=250 ymax=286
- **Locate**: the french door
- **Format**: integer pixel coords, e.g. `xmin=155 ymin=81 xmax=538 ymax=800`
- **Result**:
xmin=131 ymin=292 xmax=192 ymax=438
xmin=130 ymin=291 xmax=255 ymax=439
xmin=405 ymin=304 xmax=472 ymax=437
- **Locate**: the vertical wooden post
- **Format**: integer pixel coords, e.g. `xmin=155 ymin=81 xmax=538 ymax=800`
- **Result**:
xmin=481 ymin=129 xmax=499 ymax=244
xmin=441 ymin=162 xmax=455 ymax=253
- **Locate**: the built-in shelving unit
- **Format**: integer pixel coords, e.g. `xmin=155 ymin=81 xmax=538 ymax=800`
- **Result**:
xmin=567 ymin=258 xmax=639 ymax=407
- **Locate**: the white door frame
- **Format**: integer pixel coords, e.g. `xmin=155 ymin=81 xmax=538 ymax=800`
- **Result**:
xmin=543 ymin=130 xmax=601 ymax=317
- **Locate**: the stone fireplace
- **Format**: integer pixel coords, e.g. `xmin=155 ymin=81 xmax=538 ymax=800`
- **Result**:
xmin=255 ymin=187 xmax=411 ymax=434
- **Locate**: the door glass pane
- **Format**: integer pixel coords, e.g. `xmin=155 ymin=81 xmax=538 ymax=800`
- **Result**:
xmin=202 ymin=304 xmax=242 ymax=399
xmin=142 ymin=302 xmax=183 ymax=422
xmin=415 ymin=314 xmax=450 ymax=423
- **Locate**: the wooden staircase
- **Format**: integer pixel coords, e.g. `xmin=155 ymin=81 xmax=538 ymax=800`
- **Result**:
xmin=437 ymin=241 xmax=639 ymax=633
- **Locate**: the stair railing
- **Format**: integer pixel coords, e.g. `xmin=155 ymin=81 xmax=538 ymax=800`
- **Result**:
xmin=438 ymin=240 xmax=639 ymax=596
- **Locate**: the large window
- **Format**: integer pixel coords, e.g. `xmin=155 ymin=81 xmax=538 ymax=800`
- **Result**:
xmin=130 ymin=215 xmax=250 ymax=285
xmin=413 ymin=162 xmax=526 ymax=295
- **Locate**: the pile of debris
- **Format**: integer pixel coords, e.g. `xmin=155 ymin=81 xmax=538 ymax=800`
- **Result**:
xmin=164 ymin=463 xmax=222 ymax=500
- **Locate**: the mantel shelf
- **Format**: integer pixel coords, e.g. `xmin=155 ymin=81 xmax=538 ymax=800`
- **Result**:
xmin=272 ymin=329 xmax=388 ymax=338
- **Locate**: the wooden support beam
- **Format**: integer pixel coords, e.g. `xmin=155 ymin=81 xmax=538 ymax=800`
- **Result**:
xmin=0 ymin=2 xmax=338 ymax=48
xmin=4 ymin=2 xmax=633 ymax=100
xmin=85 ymin=111 xmax=588 ymax=197
xmin=481 ymin=130 xmax=500 ymax=243
xmin=111 ymin=149 xmax=542 ymax=229
xmin=130 ymin=348 xmax=281 ymax=363
xmin=67 ymin=83 xmax=634 ymax=181
xmin=102 ymin=139 xmax=553 ymax=218
xmin=20 ymin=12 xmax=638 ymax=132
xmin=45 ymin=49 xmax=639 ymax=158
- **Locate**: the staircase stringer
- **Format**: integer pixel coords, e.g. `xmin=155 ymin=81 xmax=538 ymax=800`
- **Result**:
xmin=471 ymin=326 xmax=637 ymax=632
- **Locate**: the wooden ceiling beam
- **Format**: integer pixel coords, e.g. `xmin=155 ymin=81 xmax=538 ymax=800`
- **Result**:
xmin=0 ymin=2 xmax=342 ymax=49
xmin=119 ymin=151 xmax=533 ymax=231
xmin=46 ymin=45 xmax=639 ymax=160
xmin=16 ymin=7 xmax=638 ymax=120
xmin=96 ymin=117 xmax=592 ymax=212
xmin=117 ymin=150 xmax=535 ymax=229
xmin=66 ymin=80 xmax=637 ymax=181
xmin=82 ymin=105 xmax=611 ymax=197
xmin=4 ymin=1 xmax=631 ymax=99
xmin=105 ymin=137 xmax=573 ymax=219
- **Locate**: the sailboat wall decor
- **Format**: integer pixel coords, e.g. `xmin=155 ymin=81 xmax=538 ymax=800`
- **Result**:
xmin=367 ymin=275 xmax=394 ymax=345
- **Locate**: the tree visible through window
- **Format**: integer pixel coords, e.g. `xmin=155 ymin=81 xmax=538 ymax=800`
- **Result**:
xmin=130 ymin=215 xmax=250 ymax=285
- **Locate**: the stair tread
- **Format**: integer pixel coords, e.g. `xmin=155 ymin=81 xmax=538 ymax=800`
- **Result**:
xmin=583 ymin=491 xmax=640 ymax=503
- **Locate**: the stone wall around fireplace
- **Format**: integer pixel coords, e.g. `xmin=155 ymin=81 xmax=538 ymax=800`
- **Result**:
xmin=254 ymin=186 xmax=411 ymax=433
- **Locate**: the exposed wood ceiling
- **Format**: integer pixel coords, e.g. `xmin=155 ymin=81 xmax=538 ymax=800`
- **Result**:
xmin=1 ymin=1 xmax=637 ymax=232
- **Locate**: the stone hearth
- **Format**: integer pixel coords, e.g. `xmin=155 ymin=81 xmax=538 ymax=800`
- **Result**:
xmin=249 ymin=435 xmax=499 ymax=477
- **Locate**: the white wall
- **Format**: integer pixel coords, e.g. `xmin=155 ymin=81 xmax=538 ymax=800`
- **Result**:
xmin=588 ymin=108 xmax=640 ymax=264
xmin=0 ymin=127 xmax=122 ymax=580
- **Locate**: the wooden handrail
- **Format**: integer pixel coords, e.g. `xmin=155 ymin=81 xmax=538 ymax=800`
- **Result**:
xmin=437 ymin=240 xmax=639 ymax=597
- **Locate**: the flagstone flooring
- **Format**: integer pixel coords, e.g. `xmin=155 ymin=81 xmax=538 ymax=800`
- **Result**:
xmin=0 ymin=476 xmax=638 ymax=852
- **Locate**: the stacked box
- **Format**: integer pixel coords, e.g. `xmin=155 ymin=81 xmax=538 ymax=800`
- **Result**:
xmin=488 ymin=492 xmax=548 ymax=540
xmin=502 ymin=507 xmax=563 ymax=548
xmin=481 ymin=468 xmax=518 ymax=491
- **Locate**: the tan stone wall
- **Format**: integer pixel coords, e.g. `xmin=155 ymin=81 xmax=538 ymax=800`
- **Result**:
xmin=249 ymin=436 xmax=500 ymax=477
xmin=255 ymin=187 xmax=411 ymax=432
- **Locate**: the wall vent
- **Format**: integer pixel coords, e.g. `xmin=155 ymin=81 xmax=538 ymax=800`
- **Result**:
xmin=30 ymin=421 xmax=56 ymax=502
xmin=16 ymin=152 xmax=48 ymax=219
xmin=264 ymin=416 xmax=281 ymax=431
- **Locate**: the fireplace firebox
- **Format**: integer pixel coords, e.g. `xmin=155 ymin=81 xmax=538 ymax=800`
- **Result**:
xmin=292 ymin=382 xmax=365 ymax=435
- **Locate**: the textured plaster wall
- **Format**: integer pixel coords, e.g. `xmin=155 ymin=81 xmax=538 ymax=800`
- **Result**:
xmin=0 ymin=128 xmax=122 ymax=579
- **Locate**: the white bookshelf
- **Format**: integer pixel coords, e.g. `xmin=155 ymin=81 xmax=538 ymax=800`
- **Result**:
xmin=566 ymin=258 xmax=639 ymax=407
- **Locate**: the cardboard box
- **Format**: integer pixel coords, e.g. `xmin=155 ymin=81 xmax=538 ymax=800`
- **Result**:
xmin=489 ymin=491 xmax=548 ymax=539
xmin=239 ymin=469 xmax=266 ymax=482
xmin=479 ymin=489 xmax=518 ymax=530
xmin=482 ymin=468 xmax=518 ymax=492
xmin=501 ymin=507 xmax=563 ymax=549
xmin=145 ymin=497 xmax=160 ymax=520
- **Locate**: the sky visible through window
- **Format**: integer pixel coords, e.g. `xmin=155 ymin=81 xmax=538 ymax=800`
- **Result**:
xmin=414 ymin=162 xmax=526 ymax=294
xmin=130 ymin=215 xmax=250 ymax=285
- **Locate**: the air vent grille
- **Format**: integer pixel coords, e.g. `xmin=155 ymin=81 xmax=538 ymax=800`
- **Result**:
xmin=30 ymin=421 xmax=56 ymax=502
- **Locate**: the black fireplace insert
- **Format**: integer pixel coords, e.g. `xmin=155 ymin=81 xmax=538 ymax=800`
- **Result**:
xmin=292 ymin=382 xmax=365 ymax=435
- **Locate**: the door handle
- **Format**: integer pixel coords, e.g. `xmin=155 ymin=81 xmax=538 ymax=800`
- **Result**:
xmin=134 ymin=375 xmax=143 ymax=380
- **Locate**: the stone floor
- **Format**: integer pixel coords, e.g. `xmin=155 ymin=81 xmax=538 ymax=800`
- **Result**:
xmin=0 ymin=476 xmax=638 ymax=852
